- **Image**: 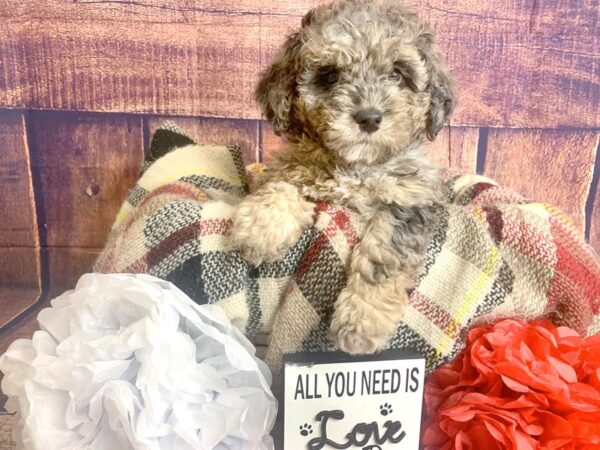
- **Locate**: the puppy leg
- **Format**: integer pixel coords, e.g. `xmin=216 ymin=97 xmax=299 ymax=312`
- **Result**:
xmin=230 ymin=181 xmax=315 ymax=266
xmin=330 ymin=210 xmax=414 ymax=354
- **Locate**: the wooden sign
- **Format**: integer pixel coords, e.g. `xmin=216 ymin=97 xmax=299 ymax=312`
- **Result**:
xmin=283 ymin=351 xmax=425 ymax=450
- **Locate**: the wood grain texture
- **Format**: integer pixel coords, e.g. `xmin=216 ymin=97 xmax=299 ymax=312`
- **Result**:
xmin=0 ymin=110 xmax=39 ymax=247
xmin=0 ymin=247 xmax=40 ymax=293
xmin=47 ymin=247 xmax=101 ymax=297
xmin=147 ymin=117 xmax=259 ymax=164
xmin=260 ymin=121 xmax=286 ymax=162
xmin=484 ymin=129 xmax=599 ymax=234
xmin=0 ymin=0 xmax=322 ymax=22
xmin=418 ymin=125 xmax=479 ymax=174
xmin=449 ymin=127 xmax=479 ymax=174
xmin=0 ymin=1 xmax=597 ymax=128
xmin=0 ymin=111 xmax=38 ymax=249
xmin=417 ymin=0 xmax=600 ymax=128
xmin=424 ymin=126 xmax=479 ymax=173
xmin=0 ymin=110 xmax=41 ymax=307
xmin=28 ymin=111 xmax=144 ymax=248
xmin=0 ymin=413 xmax=15 ymax=450
xmin=424 ymin=126 xmax=450 ymax=168
xmin=0 ymin=107 xmax=40 ymax=362
xmin=0 ymin=284 xmax=40 ymax=345
xmin=0 ymin=17 xmax=267 ymax=118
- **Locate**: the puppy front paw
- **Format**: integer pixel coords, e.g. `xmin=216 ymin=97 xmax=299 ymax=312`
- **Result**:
xmin=330 ymin=274 xmax=409 ymax=354
xmin=230 ymin=182 xmax=315 ymax=266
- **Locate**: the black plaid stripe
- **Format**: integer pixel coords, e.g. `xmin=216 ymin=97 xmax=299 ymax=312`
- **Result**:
xmin=200 ymin=251 xmax=247 ymax=303
xmin=417 ymin=206 xmax=449 ymax=284
xmin=149 ymin=241 xmax=202 ymax=279
xmin=296 ymin=242 xmax=347 ymax=316
xmin=143 ymin=200 xmax=204 ymax=249
xmin=147 ymin=122 xmax=195 ymax=162
xmin=472 ymin=260 xmax=514 ymax=318
xmin=301 ymin=325 xmax=336 ymax=353
xmin=127 ymin=185 xmax=149 ymax=207
xmin=165 ymin=254 xmax=209 ymax=305
xmin=180 ymin=175 xmax=247 ymax=198
xmin=141 ymin=160 xmax=153 ymax=173
xmin=245 ymin=275 xmax=262 ymax=334
xmin=227 ymin=144 xmax=250 ymax=194
xmin=258 ymin=228 xmax=316 ymax=278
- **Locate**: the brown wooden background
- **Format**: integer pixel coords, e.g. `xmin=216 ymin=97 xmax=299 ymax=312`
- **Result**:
xmin=0 ymin=0 xmax=598 ymax=353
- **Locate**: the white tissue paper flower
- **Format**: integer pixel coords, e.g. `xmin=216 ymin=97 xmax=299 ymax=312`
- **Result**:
xmin=0 ymin=273 xmax=277 ymax=450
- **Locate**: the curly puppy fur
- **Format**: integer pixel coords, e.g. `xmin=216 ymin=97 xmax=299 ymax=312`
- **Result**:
xmin=230 ymin=0 xmax=455 ymax=354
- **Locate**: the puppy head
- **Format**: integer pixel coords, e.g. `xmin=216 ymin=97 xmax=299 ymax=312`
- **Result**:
xmin=256 ymin=0 xmax=456 ymax=164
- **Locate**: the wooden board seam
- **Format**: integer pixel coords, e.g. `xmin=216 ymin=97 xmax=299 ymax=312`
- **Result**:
xmin=24 ymin=111 xmax=50 ymax=298
xmin=475 ymin=127 xmax=489 ymax=175
xmin=584 ymin=136 xmax=600 ymax=241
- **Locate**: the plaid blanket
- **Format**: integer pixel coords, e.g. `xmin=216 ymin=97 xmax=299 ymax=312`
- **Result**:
xmin=95 ymin=123 xmax=600 ymax=373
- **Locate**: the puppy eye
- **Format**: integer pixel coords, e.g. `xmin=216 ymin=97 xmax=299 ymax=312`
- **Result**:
xmin=389 ymin=67 xmax=407 ymax=87
xmin=389 ymin=67 xmax=402 ymax=81
xmin=316 ymin=66 xmax=339 ymax=88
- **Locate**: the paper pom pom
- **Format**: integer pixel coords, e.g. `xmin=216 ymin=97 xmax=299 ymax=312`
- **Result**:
xmin=422 ymin=318 xmax=600 ymax=449
xmin=0 ymin=274 xmax=277 ymax=450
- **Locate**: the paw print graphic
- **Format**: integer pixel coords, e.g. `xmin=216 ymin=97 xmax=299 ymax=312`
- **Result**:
xmin=299 ymin=423 xmax=313 ymax=437
xmin=380 ymin=403 xmax=393 ymax=416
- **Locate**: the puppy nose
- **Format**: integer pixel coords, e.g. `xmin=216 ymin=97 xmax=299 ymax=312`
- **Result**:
xmin=354 ymin=109 xmax=383 ymax=133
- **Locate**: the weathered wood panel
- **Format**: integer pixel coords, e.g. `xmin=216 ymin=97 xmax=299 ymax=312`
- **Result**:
xmin=24 ymin=112 xmax=143 ymax=294
xmin=0 ymin=0 xmax=597 ymax=128
xmin=28 ymin=111 xmax=144 ymax=248
xmin=47 ymin=247 xmax=101 ymax=296
xmin=0 ymin=110 xmax=41 ymax=328
xmin=0 ymin=111 xmax=39 ymax=251
xmin=0 ymin=270 xmax=41 ymax=328
xmin=424 ymin=126 xmax=450 ymax=168
xmin=0 ymin=18 xmax=266 ymax=119
xmin=147 ymin=117 xmax=259 ymax=164
xmin=484 ymin=129 xmax=599 ymax=234
xmin=449 ymin=127 xmax=479 ymax=174
xmin=423 ymin=126 xmax=479 ymax=173
xmin=420 ymin=0 xmax=599 ymax=129
xmin=0 ymin=0 xmax=322 ymax=22
xmin=0 ymin=247 xmax=40 ymax=294
xmin=0 ymin=412 xmax=15 ymax=450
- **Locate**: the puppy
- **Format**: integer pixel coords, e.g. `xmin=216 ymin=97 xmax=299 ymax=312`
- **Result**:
xmin=230 ymin=0 xmax=455 ymax=354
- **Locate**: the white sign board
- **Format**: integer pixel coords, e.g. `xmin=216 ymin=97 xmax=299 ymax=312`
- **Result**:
xmin=283 ymin=351 xmax=425 ymax=450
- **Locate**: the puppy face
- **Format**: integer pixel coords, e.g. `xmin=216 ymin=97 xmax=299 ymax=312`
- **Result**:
xmin=257 ymin=0 xmax=456 ymax=165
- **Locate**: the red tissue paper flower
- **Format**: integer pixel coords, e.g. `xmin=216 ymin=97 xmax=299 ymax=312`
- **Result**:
xmin=422 ymin=319 xmax=600 ymax=450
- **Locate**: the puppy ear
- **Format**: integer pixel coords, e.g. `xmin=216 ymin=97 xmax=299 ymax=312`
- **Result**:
xmin=418 ymin=33 xmax=456 ymax=140
xmin=255 ymin=31 xmax=302 ymax=136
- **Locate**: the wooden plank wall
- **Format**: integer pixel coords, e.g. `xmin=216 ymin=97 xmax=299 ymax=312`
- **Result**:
xmin=0 ymin=0 xmax=598 ymax=337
